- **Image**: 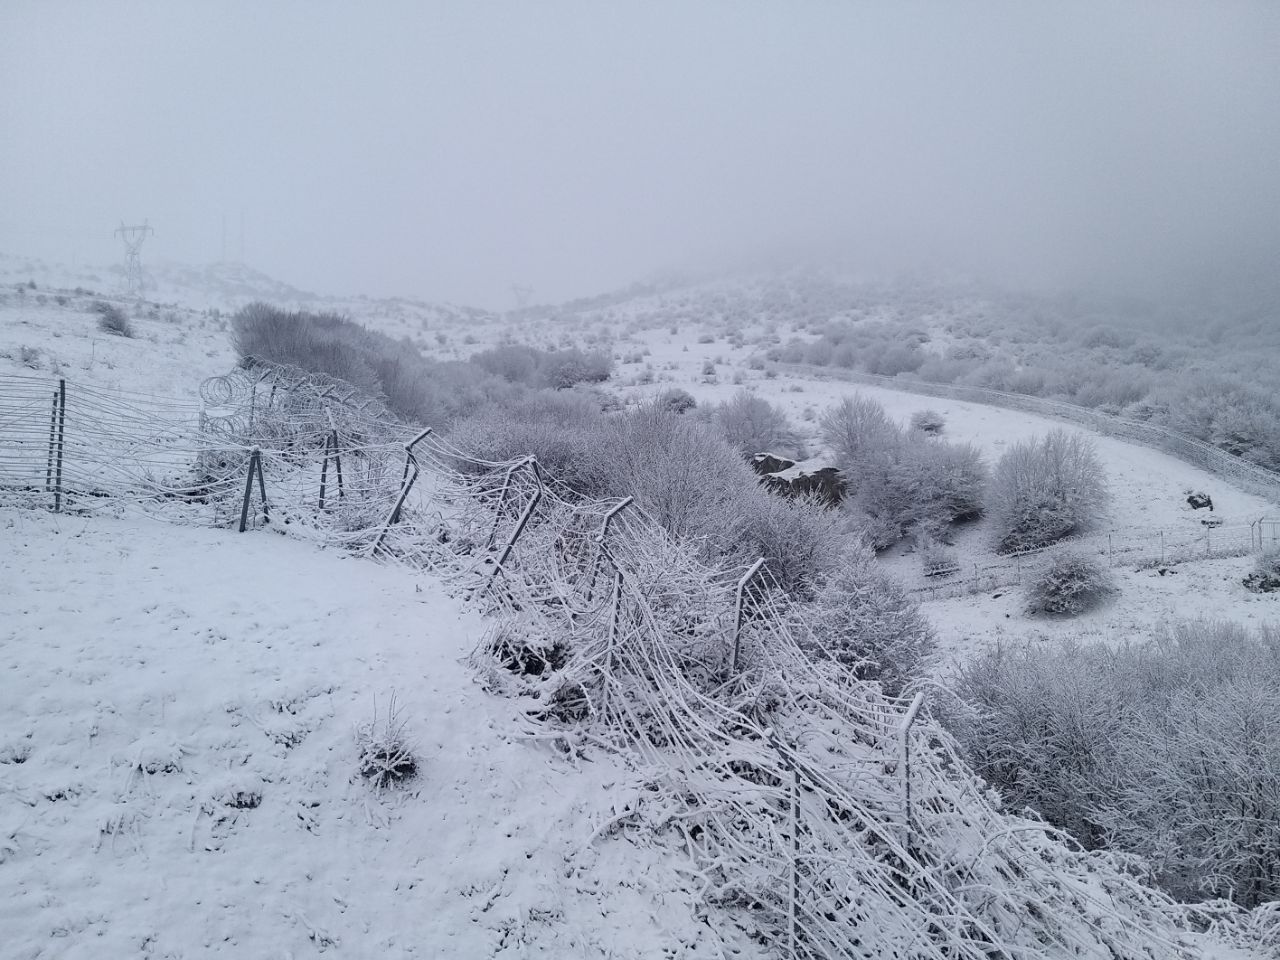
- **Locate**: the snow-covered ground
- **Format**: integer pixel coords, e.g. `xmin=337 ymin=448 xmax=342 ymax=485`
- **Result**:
xmin=0 ymin=507 xmax=752 ymax=958
xmin=2 ymin=256 xmax=1276 ymax=956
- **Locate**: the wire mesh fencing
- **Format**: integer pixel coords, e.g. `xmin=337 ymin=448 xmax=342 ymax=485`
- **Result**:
xmin=2 ymin=368 xmax=1273 ymax=958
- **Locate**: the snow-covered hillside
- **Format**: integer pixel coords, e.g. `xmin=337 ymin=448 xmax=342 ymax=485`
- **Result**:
xmin=2 ymin=256 xmax=1277 ymax=957
xmin=0 ymin=508 xmax=750 ymax=958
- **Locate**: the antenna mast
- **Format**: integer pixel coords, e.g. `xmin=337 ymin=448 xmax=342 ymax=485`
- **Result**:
xmin=114 ymin=220 xmax=154 ymax=295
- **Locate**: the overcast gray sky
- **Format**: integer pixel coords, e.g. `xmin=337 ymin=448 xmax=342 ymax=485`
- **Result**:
xmin=2 ymin=2 xmax=1277 ymax=307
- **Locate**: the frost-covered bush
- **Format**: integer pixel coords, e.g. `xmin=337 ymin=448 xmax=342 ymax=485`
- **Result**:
xmin=729 ymin=491 xmax=842 ymax=600
xmin=470 ymin=343 xmax=612 ymax=389
xmin=950 ymin=621 xmax=1280 ymax=906
xmin=93 ymin=301 xmax=134 ymax=337
xmin=1025 ymin=551 xmax=1115 ymax=615
xmin=988 ymin=429 xmax=1107 ymax=553
xmin=806 ymin=547 xmax=936 ymax=695
xmin=821 ymin=394 xmax=986 ymax=547
xmin=596 ymin=402 xmax=756 ymax=552
xmin=909 ymin=409 xmax=946 ymax=435
xmin=656 ymin=387 xmax=697 ymax=415
xmin=713 ymin=390 xmax=803 ymax=458
xmin=1243 ymin=548 xmax=1280 ymax=593
xmin=231 ymin=302 xmax=514 ymax=424
xmin=445 ymin=393 xmax=610 ymax=496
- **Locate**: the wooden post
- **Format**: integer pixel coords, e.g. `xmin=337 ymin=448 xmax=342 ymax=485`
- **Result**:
xmin=730 ymin=558 xmax=766 ymax=675
xmin=52 ymin=379 xmax=66 ymax=513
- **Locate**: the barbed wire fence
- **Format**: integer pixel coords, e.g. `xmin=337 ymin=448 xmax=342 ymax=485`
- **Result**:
xmin=1 ymin=368 xmax=1275 ymax=958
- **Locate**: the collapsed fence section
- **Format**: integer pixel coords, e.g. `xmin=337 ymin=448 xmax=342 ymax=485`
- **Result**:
xmin=1 ymin=370 xmax=1269 ymax=957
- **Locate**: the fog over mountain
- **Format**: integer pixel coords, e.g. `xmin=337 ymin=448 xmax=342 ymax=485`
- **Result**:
xmin=1 ymin=1 xmax=1277 ymax=308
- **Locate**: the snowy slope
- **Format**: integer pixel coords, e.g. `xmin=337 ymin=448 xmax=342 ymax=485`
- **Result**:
xmin=0 ymin=508 xmax=756 ymax=959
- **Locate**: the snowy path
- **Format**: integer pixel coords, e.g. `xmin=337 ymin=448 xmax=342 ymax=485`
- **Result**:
xmin=0 ymin=509 xmax=741 ymax=959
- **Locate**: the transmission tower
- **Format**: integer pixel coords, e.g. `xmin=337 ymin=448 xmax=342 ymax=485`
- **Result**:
xmin=511 ymin=284 xmax=533 ymax=309
xmin=114 ymin=220 xmax=154 ymax=295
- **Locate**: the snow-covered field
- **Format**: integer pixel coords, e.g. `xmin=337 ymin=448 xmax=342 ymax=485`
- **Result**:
xmin=0 ymin=508 xmax=744 ymax=959
xmin=2 ymin=257 xmax=1277 ymax=957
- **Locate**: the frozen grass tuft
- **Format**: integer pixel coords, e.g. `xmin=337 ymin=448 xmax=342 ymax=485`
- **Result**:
xmin=355 ymin=692 xmax=418 ymax=789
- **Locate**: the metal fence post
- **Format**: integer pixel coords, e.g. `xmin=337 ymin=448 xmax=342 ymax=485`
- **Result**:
xmin=372 ymin=427 xmax=433 ymax=553
xmin=900 ymin=691 xmax=926 ymax=851
xmin=586 ymin=496 xmax=633 ymax=602
xmin=52 ymin=379 xmax=66 ymax=513
xmin=44 ymin=387 xmax=58 ymax=491
xmin=487 ymin=458 xmax=544 ymax=584
xmin=238 ymin=446 xmax=263 ymax=532
xmin=729 ymin=558 xmax=766 ymax=675
xmin=766 ymin=728 xmax=800 ymax=960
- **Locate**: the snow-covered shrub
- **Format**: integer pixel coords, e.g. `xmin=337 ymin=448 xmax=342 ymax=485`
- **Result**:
xmin=93 ymin=301 xmax=134 ymax=337
xmin=987 ymin=429 xmax=1107 ymax=553
xmin=656 ymin=387 xmax=697 ymax=414
xmin=355 ymin=693 xmax=417 ymax=789
xmin=231 ymin=303 xmax=513 ymax=423
xmin=713 ymin=390 xmax=803 ymax=458
xmin=951 ymin=621 xmax=1280 ymax=906
xmin=806 ymin=547 xmax=936 ymax=695
xmin=447 ymin=393 xmax=609 ymax=496
xmin=819 ymin=394 xmax=901 ymax=474
xmin=821 ymin=395 xmax=986 ymax=547
xmin=469 ymin=343 xmax=612 ymax=389
xmin=1025 ymin=551 xmax=1115 ymax=615
xmin=595 ymin=402 xmax=756 ymax=553
xmin=729 ymin=491 xmax=843 ymax=600
xmin=1244 ymin=548 xmax=1280 ymax=593
xmin=909 ymin=409 xmax=946 ymax=435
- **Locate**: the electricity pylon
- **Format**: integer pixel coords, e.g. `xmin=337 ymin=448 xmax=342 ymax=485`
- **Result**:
xmin=114 ymin=220 xmax=154 ymax=295
xmin=511 ymin=284 xmax=533 ymax=309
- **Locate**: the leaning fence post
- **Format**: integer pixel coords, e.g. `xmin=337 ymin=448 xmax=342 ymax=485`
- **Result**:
xmin=600 ymin=566 xmax=624 ymax=717
xmin=900 ymin=691 xmax=926 ymax=851
xmin=766 ymin=728 xmax=800 ymax=960
xmin=487 ymin=459 xmax=544 ymax=586
xmin=487 ymin=457 xmax=529 ymax=549
xmin=52 ymin=379 xmax=66 ymax=513
xmin=729 ymin=557 xmax=766 ymax=675
xmin=319 ymin=432 xmax=331 ymax=511
xmin=586 ymin=496 xmax=633 ymax=602
xmin=372 ymin=427 xmax=433 ymax=553
xmin=238 ymin=446 xmax=264 ymax=532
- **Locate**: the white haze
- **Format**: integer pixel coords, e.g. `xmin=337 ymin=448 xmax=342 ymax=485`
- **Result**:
xmin=1 ymin=1 xmax=1277 ymax=308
